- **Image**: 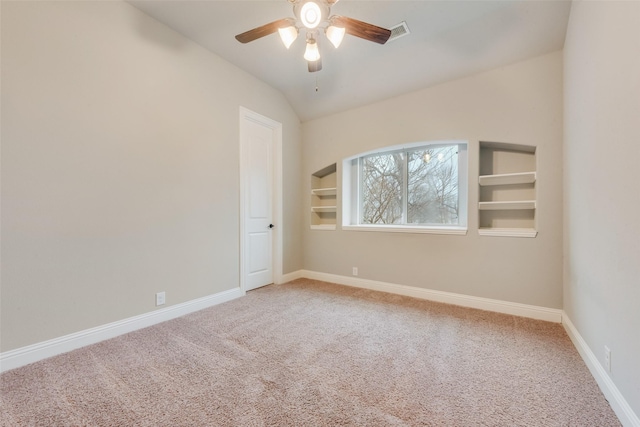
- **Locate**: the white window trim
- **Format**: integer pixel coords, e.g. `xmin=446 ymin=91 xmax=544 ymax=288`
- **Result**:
xmin=342 ymin=140 xmax=468 ymax=235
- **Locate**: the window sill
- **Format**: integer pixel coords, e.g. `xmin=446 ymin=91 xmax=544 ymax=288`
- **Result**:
xmin=342 ymin=225 xmax=468 ymax=235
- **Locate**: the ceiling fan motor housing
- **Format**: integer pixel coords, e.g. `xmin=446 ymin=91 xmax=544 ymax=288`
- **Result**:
xmin=293 ymin=0 xmax=331 ymax=30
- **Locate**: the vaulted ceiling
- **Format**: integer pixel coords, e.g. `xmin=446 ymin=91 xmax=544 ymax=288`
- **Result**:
xmin=128 ymin=0 xmax=572 ymax=121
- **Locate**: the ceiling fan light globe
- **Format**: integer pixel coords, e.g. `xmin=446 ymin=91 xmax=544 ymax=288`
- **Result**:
xmin=304 ymin=39 xmax=321 ymax=62
xmin=325 ymin=25 xmax=345 ymax=48
xmin=278 ymin=26 xmax=298 ymax=49
xmin=300 ymin=1 xmax=322 ymax=29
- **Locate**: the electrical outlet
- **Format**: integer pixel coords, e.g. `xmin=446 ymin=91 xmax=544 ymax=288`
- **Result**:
xmin=352 ymin=267 xmax=358 ymax=276
xmin=604 ymin=346 xmax=611 ymax=373
xmin=156 ymin=291 xmax=166 ymax=306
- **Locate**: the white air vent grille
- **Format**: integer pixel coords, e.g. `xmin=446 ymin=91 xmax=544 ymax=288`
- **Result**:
xmin=388 ymin=21 xmax=410 ymax=42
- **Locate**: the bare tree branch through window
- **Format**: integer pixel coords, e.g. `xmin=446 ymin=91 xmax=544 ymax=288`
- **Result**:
xmin=360 ymin=145 xmax=459 ymax=225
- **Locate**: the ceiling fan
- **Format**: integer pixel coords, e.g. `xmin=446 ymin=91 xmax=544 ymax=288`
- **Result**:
xmin=235 ymin=0 xmax=392 ymax=73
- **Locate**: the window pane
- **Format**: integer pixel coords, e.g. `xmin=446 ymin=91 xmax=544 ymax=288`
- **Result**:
xmin=360 ymin=152 xmax=404 ymax=224
xmin=407 ymin=146 xmax=459 ymax=224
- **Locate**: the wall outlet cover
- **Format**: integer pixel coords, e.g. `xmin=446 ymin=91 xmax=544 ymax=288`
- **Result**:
xmin=156 ymin=292 xmax=166 ymax=306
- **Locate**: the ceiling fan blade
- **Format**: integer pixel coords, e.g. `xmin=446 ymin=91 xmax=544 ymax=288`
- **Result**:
xmin=308 ymin=58 xmax=322 ymax=73
xmin=332 ymin=16 xmax=391 ymax=45
xmin=235 ymin=19 xmax=291 ymax=44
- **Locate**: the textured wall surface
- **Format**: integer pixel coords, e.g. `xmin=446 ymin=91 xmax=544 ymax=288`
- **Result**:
xmin=302 ymin=52 xmax=564 ymax=309
xmin=1 ymin=1 xmax=302 ymax=351
xmin=563 ymin=0 xmax=640 ymax=418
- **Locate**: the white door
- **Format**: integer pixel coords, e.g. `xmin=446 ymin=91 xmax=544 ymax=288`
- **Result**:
xmin=240 ymin=108 xmax=281 ymax=291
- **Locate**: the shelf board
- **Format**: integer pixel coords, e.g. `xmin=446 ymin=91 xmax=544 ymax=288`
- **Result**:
xmin=478 ymin=228 xmax=538 ymax=238
xmin=479 ymin=141 xmax=536 ymax=153
xmin=479 ymin=172 xmax=536 ymax=186
xmin=311 ymin=187 xmax=337 ymax=196
xmin=312 ymin=163 xmax=337 ymax=178
xmin=311 ymin=206 xmax=337 ymax=213
xmin=478 ymin=200 xmax=536 ymax=211
xmin=310 ymin=224 xmax=336 ymax=230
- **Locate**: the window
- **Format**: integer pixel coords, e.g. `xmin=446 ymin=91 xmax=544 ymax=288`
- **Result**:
xmin=343 ymin=141 xmax=467 ymax=234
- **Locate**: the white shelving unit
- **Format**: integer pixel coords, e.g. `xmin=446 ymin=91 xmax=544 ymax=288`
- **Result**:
xmin=311 ymin=188 xmax=337 ymax=197
xmin=478 ymin=200 xmax=536 ymax=211
xmin=478 ymin=228 xmax=538 ymax=238
xmin=311 ymin=206 xmax=337 ymax=213
xmin=478 ymin=172 xmax=536 ymax=186
xmin=311 ymin=164 xmax=337 ymax=230
xmin=478 ymin=142 xmax=537 ymax=237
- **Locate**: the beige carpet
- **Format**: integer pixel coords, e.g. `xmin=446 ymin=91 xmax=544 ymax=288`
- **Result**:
xmin=0 ymin=279 xmax=621 ymax=426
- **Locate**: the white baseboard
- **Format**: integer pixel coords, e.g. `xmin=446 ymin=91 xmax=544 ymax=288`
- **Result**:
xmin=562 ymin=314 xmax=640 ymax=427
xmin=0 ymin=287 xmax=244 ymax=373
xmin=299 ymin=270 xmax=563 ymax=323
xmin=278 ymin=269 xmax=304 ymax=284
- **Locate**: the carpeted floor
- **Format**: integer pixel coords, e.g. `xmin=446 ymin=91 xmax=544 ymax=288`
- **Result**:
xmin=0 ymin=279 xmax=621 ymax=426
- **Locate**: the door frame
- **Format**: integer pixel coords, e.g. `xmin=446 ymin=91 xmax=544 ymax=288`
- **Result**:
xmin=239 ymin=106 xmax=283 ymax=293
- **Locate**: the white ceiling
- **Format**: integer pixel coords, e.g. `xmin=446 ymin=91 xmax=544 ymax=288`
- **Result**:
xmin=128 ymin=0 xmax=571 ymax=121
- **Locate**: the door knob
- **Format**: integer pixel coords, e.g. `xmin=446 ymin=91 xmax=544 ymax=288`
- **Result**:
xmin=268 ymin=224 xmax=274 ymax=229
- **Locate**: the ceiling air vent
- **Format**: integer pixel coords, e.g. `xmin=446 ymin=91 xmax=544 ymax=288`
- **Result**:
xmin=388 ymin=21 xmax=410 ymax=43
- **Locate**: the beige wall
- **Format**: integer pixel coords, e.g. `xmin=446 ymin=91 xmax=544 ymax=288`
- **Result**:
xmin=302 ymin=51 xmax=563 ymax=308
xmin=3 ymin=2 xmax=638 ymax=417
xmin=0 ymin=1 xmax=302 ymax=351
xmin=564 ymin=1 xmax=640 ymax=416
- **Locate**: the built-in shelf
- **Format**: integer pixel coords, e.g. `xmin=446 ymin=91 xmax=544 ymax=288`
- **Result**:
xmin=478 ymin=200 xmax=536 ymax=211
xmin=310 ymin=224 xmax=337 ymax=231
xmin=311 ymin=187 xmax=337 ymax=197
xmin=478 ymin=142 xmax=537 ymax=236
xmin=311 ymin=206 xmax=337 ymax=213
xmin=478 ymin=228 xmax=538 ymax=238
xmin=311 ymin=164 xmax=337 ymax=230
xmin=479 ymin=172 xmax=536 ymax=186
